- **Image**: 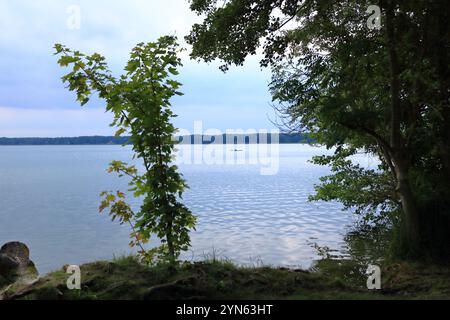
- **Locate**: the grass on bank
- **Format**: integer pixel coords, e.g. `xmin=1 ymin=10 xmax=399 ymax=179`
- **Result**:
xmin=2 ymin=255 xmax=450 ymax=300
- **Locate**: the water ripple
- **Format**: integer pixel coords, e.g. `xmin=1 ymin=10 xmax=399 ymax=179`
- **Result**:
xmin=0 ymin=145 xmax=367 ymax=273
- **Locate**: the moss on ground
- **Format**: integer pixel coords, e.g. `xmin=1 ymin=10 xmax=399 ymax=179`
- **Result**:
xmin=2 ymin=256 xmax=449 ymax=300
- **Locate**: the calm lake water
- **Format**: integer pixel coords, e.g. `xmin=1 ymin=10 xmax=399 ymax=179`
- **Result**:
xmin=0 ymin=144 xmax=376 ymax=274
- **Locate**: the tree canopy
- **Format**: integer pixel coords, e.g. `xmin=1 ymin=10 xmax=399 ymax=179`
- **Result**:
xmin=186 ymin=0 xmax=450 ymax=260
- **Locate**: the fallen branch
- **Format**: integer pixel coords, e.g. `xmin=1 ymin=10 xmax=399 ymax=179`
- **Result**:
xmin=1 ymin=279 xmax=40 ymax=300
xmin=142 ymin=276 xmax=198 ymax=299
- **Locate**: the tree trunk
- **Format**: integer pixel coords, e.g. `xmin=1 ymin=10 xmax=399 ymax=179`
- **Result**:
xmin=385 ymin=0 xmax=421 ymax=256
xmin=436 ymin=3 xmax=450 ymax=180
xmin=394 ymin=158 xmax=421 ymax=254
xmin=166 ymin=220 xmax=175 ymax=261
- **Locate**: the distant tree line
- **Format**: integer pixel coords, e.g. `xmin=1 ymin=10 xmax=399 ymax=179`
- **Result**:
xmin=0 ymin=136 xmax=130 ymax=145
xmin=0 ymin=133 xmax=313 ymax=145
xmin=180 ymin=133 xmax=314 ymax=144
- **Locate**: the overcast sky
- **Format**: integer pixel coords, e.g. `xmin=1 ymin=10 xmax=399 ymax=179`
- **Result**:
xmin=0 ymin=0 xmax=276 ymax=137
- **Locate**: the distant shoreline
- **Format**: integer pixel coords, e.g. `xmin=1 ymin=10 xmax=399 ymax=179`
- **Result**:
xmin=0 ymin=134 xmax=315 ymax=146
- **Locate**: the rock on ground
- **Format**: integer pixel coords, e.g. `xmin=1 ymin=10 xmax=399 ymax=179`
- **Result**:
xmin=0 ymin=242 xmax=39 ymax=289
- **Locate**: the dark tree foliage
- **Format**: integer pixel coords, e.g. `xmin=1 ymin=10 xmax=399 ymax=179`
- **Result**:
xmin=186 ymin=0 xmax=450 ymax=260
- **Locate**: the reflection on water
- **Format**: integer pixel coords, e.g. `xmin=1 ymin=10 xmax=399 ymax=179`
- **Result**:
xmin=0 ymin=144 xmax=376 ymax=274
xmin=310 ymin=225 xmax=392 ymax=289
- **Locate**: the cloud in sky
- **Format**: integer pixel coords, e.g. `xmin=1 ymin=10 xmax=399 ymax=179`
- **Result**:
xmin=0 ymin=0 xmax=275 ymax=137
xmin=0 ymin=106 xmax=113 ymax=137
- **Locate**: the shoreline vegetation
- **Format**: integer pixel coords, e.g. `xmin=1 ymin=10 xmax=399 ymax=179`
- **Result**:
xmin=0 ymin=134 xmax=314 ymax=146
xmin=2 ymin=256 xmax=450 ymax=300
